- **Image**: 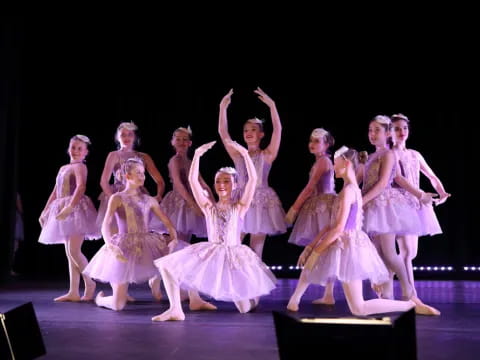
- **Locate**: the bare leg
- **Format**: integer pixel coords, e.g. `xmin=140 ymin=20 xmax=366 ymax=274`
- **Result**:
xmin=287 ymin=271 xmax=311 ymax=312
xmin=250 ymin=233 xmax=267 ymax=258
xmin=152 ymin=266 xmax=185 ymax=321
xmin=397 ymin=235 xmax=418 ymax=297
xmin=67 ymin=234 xmax=96 ymax=301
xmin=188 ymin=291 xmax=217 ymax=311
xmin=95 ymin=283 xmax=128 ymax=311
xmin=312 ymin=280 xmax=336 ymax=305
xmin=54 ymin=241 xmax=81 ymax=302
xmin=149 ymin=275 xmax=162 ymax=301
xmin=374 ymin=234 xmax=413 ymax=299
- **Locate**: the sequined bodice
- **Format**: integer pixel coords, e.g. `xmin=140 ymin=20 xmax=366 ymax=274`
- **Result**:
xmin=396 ymin=149 xmax=420 ymax=188
xmin=310 ymin=158 xmax=335 ymax=195
xmin=233 ymin=151 xmax=271 ymax=189
xmin=55 ymin=165 xmax=77 ymax=198
xmin=205 ymin=203 xmax=242 ymax=246
xmin=362 ymin=149 xmax=396 ymax=194
xmin=115 ymin=193 xmax=151 ymax=234
xmin=169 ymin=156 xmax=192 ymax=193
xmin=331 ymin=186 xmax=363 ymax=231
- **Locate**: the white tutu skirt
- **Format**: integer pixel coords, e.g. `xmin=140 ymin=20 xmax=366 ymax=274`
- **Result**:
xmin=83 ymin=232 xmax=169 ymax=284
xmin=304 ymin=230 xmax=390 ymax=286
xmin=38 ymin=196 xmax=100 ymax=244
xmin=363 ymin=188 xmax=422 ymax=236
xmin=288 ymin=193 xmax=336 ymax=246
xmin=155 ymin=242 xmax=277 ymax=301
xmin=150 ymin=190 xmax=207 ymax=238
xmin=417 ymin=203 xmax=442 ymax=236
xmin=242 ymin=187 xmax=287 ymax=235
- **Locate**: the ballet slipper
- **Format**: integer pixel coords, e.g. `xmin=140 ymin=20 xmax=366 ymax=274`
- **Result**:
xmin=311 ymin=295 xmax=335 ymax=305
xmin=151 ymin=309 xmax=185 ymax=322
xmin=54 ymin=293 xmax=81 ymax=302
xmin=189 ymin=300 xmax=217 ymax=311
xmin=286 ymin=299 xmax=299 ymax=312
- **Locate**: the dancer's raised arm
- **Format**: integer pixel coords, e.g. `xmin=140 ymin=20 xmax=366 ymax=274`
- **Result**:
xmin=188 ymin=141 xmax=217 ymax=210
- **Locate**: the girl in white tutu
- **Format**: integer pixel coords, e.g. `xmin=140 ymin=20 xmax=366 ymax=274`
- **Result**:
xmin=285 ymin=128 xmax=337 ymax=304
xmin=84 ymin=158 xmax=176 ymax=311
xmin=287 ymin=147 xmax=438 ymax=316
xmin=97 ymin=121 xmax=165 ymax=231
xmin=218 ymin=87 xmax=287 ymax=259
xmin=391 ymin=113 xmax=451 ymax=297
xmin=39 ymin=135 xmax=100 ymax=302
xmin=150 ymin=126 xmax=214 ymax=242
xmin=152 ymin=140 xmax=276 ymax=321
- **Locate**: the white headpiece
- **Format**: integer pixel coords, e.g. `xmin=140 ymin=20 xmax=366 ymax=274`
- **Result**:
xmin=73 ymin=134 xmax=91 ymax=145
xmin=334 ymin=146 xmax=349 ymax=159
xmin=246 ymin=117 xmax=264 ymax=125
xmin=217 ymin=166 xmax=237 ymax=175
xmin=175 ymin=126 xmax=192 ymax=136
xmin=373 ymin=115 xmax=391 ymax=126
xmin=391 ymin=113 xmax=409 ymax=121
xmin=118 ymin=121 xmax=138 ymax=131
xmin=311 ymin=128 xmax=328 ymax=139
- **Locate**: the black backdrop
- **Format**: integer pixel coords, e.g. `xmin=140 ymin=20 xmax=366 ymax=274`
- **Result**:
xmin=1 ymin=16 xmax=476 ymax=280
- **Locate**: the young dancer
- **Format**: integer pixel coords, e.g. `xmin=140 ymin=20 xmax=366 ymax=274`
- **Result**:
xmin=152 ymin=140 xmax=276 ymax=321
xmin=39 ymin=135 xmax=100 ymax=302
xmin=150 ymin=126 xmax=214 ymax=242
xmin=391 ymin=113 xmax=451 ymax=297
xmin=83 ymin=158 xmax=176 ymax=311
xmin=97 ymin=121 xmax=165 ymax=230
xmin=218 ymin=87 xmax=287 ymax=259
xmin=286 ymin=128 xmax=337 ymax=304
xmin=287 ymin=147 xmax=438 ymax=316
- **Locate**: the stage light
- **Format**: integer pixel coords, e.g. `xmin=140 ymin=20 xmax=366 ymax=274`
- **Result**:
xmin=273 ymin=309 xmax=417 ymax=359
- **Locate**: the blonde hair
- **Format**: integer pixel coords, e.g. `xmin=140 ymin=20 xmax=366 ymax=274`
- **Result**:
xmin=70 ymin=134 xmax=91 ymax=146
xmin=215 ymin=167 xmax=238 ymax=183
xmin=121 ymin=157 xmax=144 ymax=176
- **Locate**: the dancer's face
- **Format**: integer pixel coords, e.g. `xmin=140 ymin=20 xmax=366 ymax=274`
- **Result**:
xmin=368 ymin=121 xmax=389 ymax=147
xmin=214 ymin=172 xmax=235 ymax=197
xmin=392 ymin=120 xmax=409 ymax=145
xmin=171 ymin=130 xmax=192 ymax=152
xmin=309 ymin=136 xmax=328 ymax=155
xmin=68 ymin=139 xmax=88 ymax=162
xmin=243 ymin=123 xmax=264 ymax=145
xmin=117 ymin=128 xmax=136 ymax=149
xmin=126 ymin=163 xmax=145 ymax=187
xmin=333 ymin=156 xmax=348 ymax=178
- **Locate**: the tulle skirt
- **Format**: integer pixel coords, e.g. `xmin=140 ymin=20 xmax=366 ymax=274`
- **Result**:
xmin=241 ymin=186 xmax=287 ymax=235
xmin=288 ymin=193 xmax=336 ymax=246
xmin=83 ymin=232 xmax=169 ymax=284
xmin=155 ymin=241 xmax=277 ymax=301
xmin=38 ymin=195 xmax=100 ymax=244
xmin=363 ymin=188 xmax=422 ymax=236
xmin=150 ymin=190 xmax=207 ymax=238
xmin=303 ymin=229 xmax=389 ymax=286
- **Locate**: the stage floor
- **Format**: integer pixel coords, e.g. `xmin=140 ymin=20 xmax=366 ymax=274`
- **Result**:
xmin=1 ymin=278 xmax=479 ymax=359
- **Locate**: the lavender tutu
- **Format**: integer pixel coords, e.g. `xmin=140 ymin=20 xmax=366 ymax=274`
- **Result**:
xmin=396 ymin=149 xmax=442 ymax=236
xmin=84 ymin=193 xmax=170 ymax=284
xmin=288 ymin=166 xmax=336 ymax=246
xmin=304 ymin=187 xmax=389 ymax=286
xmin=233 ymin=152 xmax=287 ymax=235
xmin=155 ymin=203 xmax=276 ymax=301
xmin=362 ymin=149 xmax=422 ymax=235
xmin=39 ymin=165 xmax=100 ymax=244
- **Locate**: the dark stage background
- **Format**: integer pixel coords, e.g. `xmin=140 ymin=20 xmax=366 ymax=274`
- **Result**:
xmin=1 ymin=16 xmax=476 ymax=281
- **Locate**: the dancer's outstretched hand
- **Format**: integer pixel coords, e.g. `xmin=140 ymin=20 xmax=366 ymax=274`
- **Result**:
xmin=419 ymin=192 xmax=438 ymax=205
xmin=220 ymin=89 xmax=233 ymax=109
xmin=195 ymin=141 xmax=216 ymax=156
xmin=254 ymin=87 xmax=275 ymax=107
xmin=434 ymin=192 xmax=451 ymax=206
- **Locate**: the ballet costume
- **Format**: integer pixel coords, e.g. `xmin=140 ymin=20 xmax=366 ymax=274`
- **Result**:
xmin=150 ymin=155 xmax=207 ymax=239
xmin=396 ymin=149 xmax=442 ymax=236
xmin=39 ymin=164 xmax=100 ymax=244
xmin=84 ymin=193 xmax=169 ymax=284
xmin=96 ymin=150 xmax=149 ymax=229
xmin=288 ymin=160 xmax=336 ymax=246
xmin=154 ymin=202 xmax=277 ymax=301
xmin=362 ymin=149 xmax=422 ymax=236
xmin=233 ymin=151 xmax=287 ymax=235
xmin=303 ymin=184 xmax=389 ymax=286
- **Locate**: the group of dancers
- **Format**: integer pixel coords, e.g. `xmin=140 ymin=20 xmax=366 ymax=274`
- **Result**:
xmin=38 ymin=87 xmax=450 ymax=320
